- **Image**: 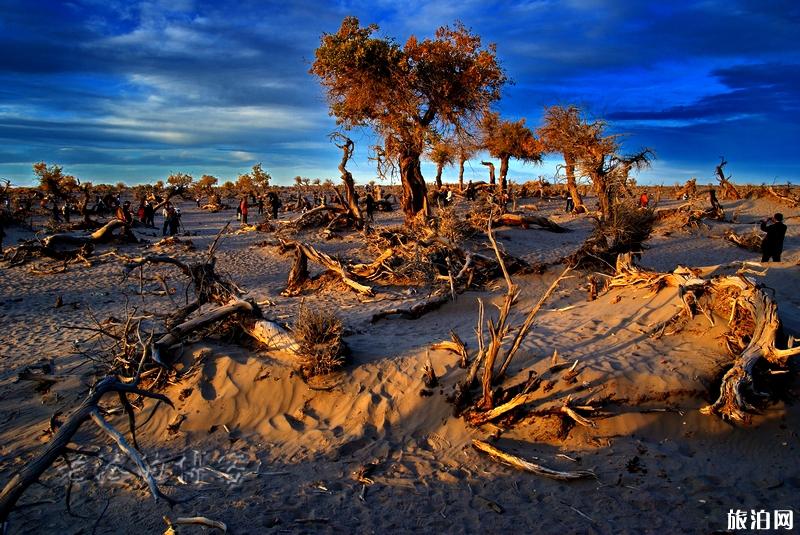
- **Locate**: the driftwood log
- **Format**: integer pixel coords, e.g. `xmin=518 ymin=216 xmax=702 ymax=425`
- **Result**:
xmin=493 ymin=212 xmax=567 ymax=233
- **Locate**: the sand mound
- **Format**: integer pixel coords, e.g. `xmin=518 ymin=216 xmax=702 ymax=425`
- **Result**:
xmin=141 ymin=343 xmax=472 ymax=461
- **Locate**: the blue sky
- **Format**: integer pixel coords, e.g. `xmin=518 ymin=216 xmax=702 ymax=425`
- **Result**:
xmin=1 ymin=0 xmax=798 ymax=186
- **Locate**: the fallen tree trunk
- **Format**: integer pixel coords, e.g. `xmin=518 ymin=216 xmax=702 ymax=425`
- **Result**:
xmin=371 ymin=290 xmax=450 ymax=323
xmin=493 ymin=213 xmax=567 ymax=233
xmin=700 ymin=277 xmax=800 ymax=421
xmin=279 ymin=241 xmax=373 ymax=296
xmin=612 ymin=253 xmax=800 ymax=421
xmin=766 ymin=186 xmax=800 ymax=208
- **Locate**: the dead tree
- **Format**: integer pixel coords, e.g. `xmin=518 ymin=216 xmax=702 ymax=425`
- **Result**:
xmin=766 ymin=185 xmax=800 ymax=208
xmin=331 ymin=133 xmax=364 ymax=228
xmin=715 ymin=157 xmax=741 ymax=200
xmin=675 ymin=178 xmax=697 ymax=200
xmin=611 ymin=254 xmax=800 ymax=421
xmin=0 ymin=376 xmax=174 ymax=523
xmin=480 ymin=161 xmax=496 ymax=185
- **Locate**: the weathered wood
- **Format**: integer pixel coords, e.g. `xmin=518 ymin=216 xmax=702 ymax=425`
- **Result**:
xmin=0 ymin=377 xmax=173 ymax=522
xmin=153 ymin=299 xmax=255 ymax=365
xmin=472 ymin=440 xmax=595 ymax=481
xmin=493 ymin=213 xmax=567 ymax=233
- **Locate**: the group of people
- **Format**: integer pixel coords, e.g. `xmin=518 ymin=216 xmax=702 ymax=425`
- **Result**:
xmin=135 ymin=200 xmax=156 ymax=227
xmin=237 ymin=192 xmax=282 ymax=224
xmin=161 ymin=202 xmax=182 ymax=236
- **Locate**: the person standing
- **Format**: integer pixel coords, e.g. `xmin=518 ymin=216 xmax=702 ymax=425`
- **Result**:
xmin=170 ymin=207 xmax=181 ymax=236
xmin=239 ymin=197 xmax=249 ymax=225
xmin=162 ymin=203 xmax=172 ymax=236
xmin=639 ymin=191 xmax=649 ymax=209
xmin=268 ymin=191 xmax=281 ymax=220
xmin=760 ymin=213 xmax=787 ymax=262
xmin=144 ymin=201 xmax=154 ymax=227
xmin=365 ymin=193 xmax=375 ymax=222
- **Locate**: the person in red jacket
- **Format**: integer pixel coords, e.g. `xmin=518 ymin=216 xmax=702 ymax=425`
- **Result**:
xmin=239 ymin=197 xmax=249 ymax=224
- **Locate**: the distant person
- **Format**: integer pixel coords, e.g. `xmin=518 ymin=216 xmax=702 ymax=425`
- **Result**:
xmin=465 ymin=180 xmax=476 ymax=201
xmin=50 ymin=197 xmax=62 ymax=223
xmin=62 ymin=202 xmax=71 ymax=223
xmin=365 ymin=193 xmax=375 ymax=222
xmin=144 ymin=201 xmax=155 ymax=227
xmin=565 ymin=195 xmax=574 ymax=213
xmin=196 ymin=196 xmax=202 ymax=208
xmin=257 ymin=197 xmax=264 ymax=215
xmin=639 ymin=191 xmax=649 ymax=209
xmin=162 ymin=202 xmax=173 ymax=236
xmin=239 ymin=197 xmax=249 ymax=224
xmin=760 ymin=213 xmax=787 ymax=262
xmin=170 ymin=207 xmax=181 ymax=236
xmin=268 ymin=191 xmax=281 ymax=220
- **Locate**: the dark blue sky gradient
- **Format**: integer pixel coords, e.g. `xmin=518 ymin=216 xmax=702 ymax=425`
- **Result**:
xmin=1 ymin=0 xmax=798 ymax=186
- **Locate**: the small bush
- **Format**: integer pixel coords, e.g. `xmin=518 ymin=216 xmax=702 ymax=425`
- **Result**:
xmin=292 ymin=306 xmax=345 ymax=377
xmin=604 ymin=200 xmax=655 ymax=253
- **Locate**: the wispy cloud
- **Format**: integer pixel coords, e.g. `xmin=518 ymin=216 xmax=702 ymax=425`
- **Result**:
xmin=0 ymin=0 xmax=797 ymax=185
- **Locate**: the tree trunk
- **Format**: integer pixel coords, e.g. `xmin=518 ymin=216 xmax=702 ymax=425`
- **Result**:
xmin=435 ymin=163 xmax=444 ymax=189
xmin=498 ymin=156 xmax=509 ymax=192
xmin=334 ymin=135 xmax=363 ymax=228
xmin=400 ymin=151 xmax=429 ymax=223
xmin=592 ymin=171 xmax=611 ymax=221
xmin=564 ymin=156 xmax=584 ymax=211
xmin=458 ymin=157 xmax=466 ymax=191
xmin=481 ymin=161 xmax=495 ymax=185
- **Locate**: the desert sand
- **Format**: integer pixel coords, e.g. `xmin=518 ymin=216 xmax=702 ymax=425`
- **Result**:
xmin=1 ymin=191 xmax=799 ymax=534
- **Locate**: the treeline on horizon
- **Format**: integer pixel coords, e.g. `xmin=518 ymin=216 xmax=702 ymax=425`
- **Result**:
xmin=2 ymin=17 xmax=797 ymax=222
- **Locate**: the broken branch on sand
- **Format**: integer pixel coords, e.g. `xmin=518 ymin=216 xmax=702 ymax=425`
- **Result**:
xmin=0 ymin=377 xmax=174 ymax=522
xmin=472 ymin=440 xmax=595 ymax=481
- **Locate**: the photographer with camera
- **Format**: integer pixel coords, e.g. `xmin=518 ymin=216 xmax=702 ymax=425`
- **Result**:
xmin=759 ymin=213 xmax=787 ymax=262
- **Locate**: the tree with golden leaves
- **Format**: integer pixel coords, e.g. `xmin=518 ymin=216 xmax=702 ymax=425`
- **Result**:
xmin=311 ymin=17 xmax=505 ymax=223
xmin=250 ymin=163 xmax=271 ymax=192
xmin=167 ymin=172 xmax=193 ymax=188
xmin=34 ymin=162 xmax=78 ymax=201
xmin=538 ymin=105 xmax=590 ymax=213
xmin=574 ymin=126 xmax=654 ymax=220
xmin=428 ymin=140 xmax=456 ymax=189
xmin=480 ymin=112 xmax=542 ymax=193
xmin=538 ymin=106 xmax=653 ymax=219
xmin=236 ymin=173 xmax=255 ymax=196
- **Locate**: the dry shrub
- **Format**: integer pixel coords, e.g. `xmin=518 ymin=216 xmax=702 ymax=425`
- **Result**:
xmin=605 ymin=201 xmax=655 ymax=251
xmin=292 ymin=305 xmax=346 ymax=377
xmin=567 ymin=201 xmax=654 ymax=269
xmin=436 ymin=205 xmax=475 ymax=243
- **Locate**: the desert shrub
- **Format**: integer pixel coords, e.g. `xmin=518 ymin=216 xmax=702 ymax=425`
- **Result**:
xmin=604 ymin=200 xmax=655 ymax=253
xmin=292 ymin=305 xmax=346 ymax=377
xmin=567 ymin=200 xmax=655 ymax=269
xmin=436 ymin=205 xmax=475 ymax=243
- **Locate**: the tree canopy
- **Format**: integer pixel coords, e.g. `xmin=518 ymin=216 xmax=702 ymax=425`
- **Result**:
xmin=480 ymin=112 xmax=542 ymax=192
xmin=311 ymin=16 xmax=505 ymax=221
